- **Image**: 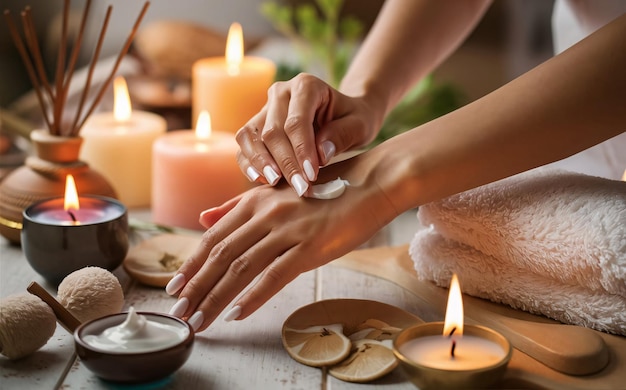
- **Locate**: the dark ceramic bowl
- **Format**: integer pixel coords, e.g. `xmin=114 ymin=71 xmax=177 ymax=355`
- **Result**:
xmin=74 ymin=311 xmax=194 ymax=383
xmin=21 ymin=195 xmax=128 ymax=285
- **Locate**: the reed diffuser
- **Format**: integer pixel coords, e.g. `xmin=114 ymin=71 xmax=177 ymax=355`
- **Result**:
xmin=0 ymin=0 xmax=150 ymax=244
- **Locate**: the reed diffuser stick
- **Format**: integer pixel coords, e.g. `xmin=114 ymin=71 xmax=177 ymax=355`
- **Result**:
xmin=74 ymin=1 xmax=150 ymax=135
xmin=69 ymin=5 xmax=112 ymax=137
xmin=21 ymin=7 xmax=55 ymax=103
xmin=3 ymin=10 xmax=52 ymax=131
xmin=4 ymin=1 xmax=151 ymax=137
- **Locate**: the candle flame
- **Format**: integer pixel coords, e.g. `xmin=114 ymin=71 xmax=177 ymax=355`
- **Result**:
xmin=64 ymin=174 xmax=80 ymax=211
xmin=226 ymin=22 xmax=243 ymax=76
xmin=113 ymin=76 xmax=132 ymax=122
xmin=622 ymin=169 xmax=626 ymax=181
xmin=195 ymin=110 xmax=212 ymax=139
xmin=443 ymin=273 xmax=464 ymax=336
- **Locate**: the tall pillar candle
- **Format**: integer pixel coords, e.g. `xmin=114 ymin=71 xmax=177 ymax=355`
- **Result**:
xmin=80 ymin=77 xmax=167 ymax=208
xmin=152 ymin=111 xmax=250 ymax=230
xmin=192 ymin=22 xmax=275 ymax=133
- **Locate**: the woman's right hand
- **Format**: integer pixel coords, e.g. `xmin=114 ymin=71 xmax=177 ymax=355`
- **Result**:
xmin=235 ymin=73 xmax=384 ymax=197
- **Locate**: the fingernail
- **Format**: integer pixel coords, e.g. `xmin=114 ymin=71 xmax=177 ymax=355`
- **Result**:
xmin=168 ymin=297 xmax=189 ymax=317
xmin=246 ymin=166 xmax=260 ymax=182
xmin=223 ymin=305 xmax=242 ymax=322
xmin=303 ymin=160 xmax=315 ymax=181
xmin=188 ymin=311 xmax=204 ymax=332
xmin=291 ymin=174 xmax=308 ymax=197
xmin=166 ymin=273 xmax=186 ymax=295
xmin=322 ymin=140 xmax=336 ymax=163
xmin=263 ymin=166 xmax=280 ymax=185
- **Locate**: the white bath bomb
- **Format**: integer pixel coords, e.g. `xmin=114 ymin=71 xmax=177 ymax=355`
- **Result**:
xmin=0 ymin=293 xmax=56 ymax=359
xmin=57 ymin=267 xmax=124 ymax=323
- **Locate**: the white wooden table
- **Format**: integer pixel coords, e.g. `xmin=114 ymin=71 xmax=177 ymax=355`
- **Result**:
xmin=1 ymin=209 xmax=432 ymax=389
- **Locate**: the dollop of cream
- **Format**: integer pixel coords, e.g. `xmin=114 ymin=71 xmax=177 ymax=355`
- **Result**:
xmin=83 ymin=307 xmax=189 ymax=353
xmin=309 ymin=177 xmax=350 ymax=199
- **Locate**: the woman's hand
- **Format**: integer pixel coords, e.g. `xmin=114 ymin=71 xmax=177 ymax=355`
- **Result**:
xmin=236 ymin=73 xmax=383 ymax=197
xmin=165 ymin=153 xmax=398 ymax=332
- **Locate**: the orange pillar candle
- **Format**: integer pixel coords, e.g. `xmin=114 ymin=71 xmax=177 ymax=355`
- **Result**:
xmin=192 ymin=22 xmax=276 ymax=133
xmin=152 ymin=111 xmax=249 ymax=230
xmin=80 ymin=77 xmax=167 ymax=208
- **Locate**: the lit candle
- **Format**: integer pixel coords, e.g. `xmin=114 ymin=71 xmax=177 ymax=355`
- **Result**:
xmin=192 ymin=22 xmax=276 ymax=133
xmin=152 ymin=111 xmax=250 ymax=230
xmin=21 ymin=175 xmax=129 ymax=285
xmin=80 ymin=76 xmax=167 ymax=208
xmin=393 ymin=274 xmax=512 ymax=389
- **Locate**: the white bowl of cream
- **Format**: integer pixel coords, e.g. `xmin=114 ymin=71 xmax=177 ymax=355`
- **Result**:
xmin=74 ymin=308 xmax=194 ymax=383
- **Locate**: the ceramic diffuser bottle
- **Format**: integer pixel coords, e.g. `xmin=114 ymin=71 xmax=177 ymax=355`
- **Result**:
xmin=0 ymin=2 xmax=149 ymax=243
xmin=0 ymin=130 xmax=116 ymax=243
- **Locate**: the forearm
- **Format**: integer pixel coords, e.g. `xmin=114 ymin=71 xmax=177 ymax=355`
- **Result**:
xmin=340 ymin=0 xmax=492 ymax=117
xmin=374 ymin=12 xmax=626 ymax=213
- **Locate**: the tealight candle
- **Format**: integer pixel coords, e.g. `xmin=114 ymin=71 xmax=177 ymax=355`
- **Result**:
xmin=393 ymin=274 xmax=512 ymax=389
xmin=192 ymin=22 xmax=276 ymax=133
xmin=21 ymin=175 xmax=129 ymax=286
xmin=80 ymin=76 xmax=167 ymax=208
xmin=152 ymin=111 xmax=249 ymax=230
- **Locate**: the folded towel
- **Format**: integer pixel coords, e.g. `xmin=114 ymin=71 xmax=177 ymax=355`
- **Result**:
xmin=410 ymin=226 xmax=626 ymax=335
xmin=409 ymin=169 xmax=626 ymax=335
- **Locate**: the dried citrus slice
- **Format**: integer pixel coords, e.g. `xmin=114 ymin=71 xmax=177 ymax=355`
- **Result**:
xmin=329 ymin=339 xmax=398 ymax=383
xmin=123 ymin=233 xmax=201 ymax=287
xmin=348 ymin=318 xmax=402 ymax=341
xmin=283 ymin=324 xmax=351 ymax=367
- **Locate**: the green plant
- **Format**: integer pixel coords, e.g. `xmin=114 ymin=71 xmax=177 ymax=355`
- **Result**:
xmin=370 ymin=76 xmax=464 ymax=147
xmin=260 ymin=0 xmax=362 ymax=87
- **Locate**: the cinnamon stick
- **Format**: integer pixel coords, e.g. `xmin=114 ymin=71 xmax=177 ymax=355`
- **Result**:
xmin=27 ymin=281 xmax=81 ymax=333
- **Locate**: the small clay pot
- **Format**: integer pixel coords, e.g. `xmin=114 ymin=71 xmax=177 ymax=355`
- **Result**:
xmin=0 ymin=129 xmax=117 ymax=244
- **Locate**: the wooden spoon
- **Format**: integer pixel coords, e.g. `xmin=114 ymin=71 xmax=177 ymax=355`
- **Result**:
xmin=332 ymin=245 xmax=610 ymax=376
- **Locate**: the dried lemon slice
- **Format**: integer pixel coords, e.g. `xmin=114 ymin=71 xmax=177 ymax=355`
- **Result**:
xmin=283 ymin=324 xmax=351 ymax=367
xmin=348 ymin=318 xmax=402 ymax=341
xmin=329 ymin=339 xmax=398 ymax=383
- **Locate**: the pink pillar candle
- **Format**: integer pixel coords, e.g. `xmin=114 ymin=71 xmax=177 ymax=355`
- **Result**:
xmin=152 ymin=126 xmax=249 ymax=230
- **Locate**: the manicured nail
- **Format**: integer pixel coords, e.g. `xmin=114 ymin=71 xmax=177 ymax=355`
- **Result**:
xmin=188 ymin=311 xmax=204 ymax=332
xmin=165 ymin=273 xmax=186 ymax=295
xmin=303 ymin=160 xmax=315 ymax=181
xmin=322 ymin=140 xmax=336 ymax=163
xmin=168 ymin=297 xmax=189 ymax=317
xmin=223 ymin=305 xmax=242 ymax=322
xmin=263 ymin=166 xmax=280 ymax=185
xmin=246 ymin=166 xmax=260 ymax=182
xmin=291 ymin=174 xmax=308 ymax=197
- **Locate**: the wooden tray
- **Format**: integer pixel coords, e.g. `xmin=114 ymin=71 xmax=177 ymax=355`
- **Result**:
xmin=332 ymin=245 xmax=626 ymax=389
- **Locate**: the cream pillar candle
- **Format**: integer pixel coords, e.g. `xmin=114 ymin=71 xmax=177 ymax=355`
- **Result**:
xmin=80 ymin=77 xmax=167 ymax=208
xmin=192 ymin=22 xmax=276 ymax=133
xmin=152 ymin=111 xmax=250 ymax=231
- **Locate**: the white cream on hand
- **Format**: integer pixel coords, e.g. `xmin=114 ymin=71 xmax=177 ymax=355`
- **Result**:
xmin=309 ymin=177 xmax=350 ymax=200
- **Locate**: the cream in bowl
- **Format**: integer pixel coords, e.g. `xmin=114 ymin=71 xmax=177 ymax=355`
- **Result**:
xmin=74 ymin=307 xmax=194 ymax=383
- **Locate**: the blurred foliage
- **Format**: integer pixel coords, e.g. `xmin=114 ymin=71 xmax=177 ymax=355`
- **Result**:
xmin=261 ymin=0 xmax=464 ymax=143
xmin=260 ymin=0 xmax=362 ymax=87
xmin=370 ymin=76 xmax=465 ymax=147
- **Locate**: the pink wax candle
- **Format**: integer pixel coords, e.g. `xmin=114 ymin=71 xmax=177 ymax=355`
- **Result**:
xmin=21 ymin=175 xmax=129 ymax=285
xmin=152 ymin=111 xmax=250 ymax=230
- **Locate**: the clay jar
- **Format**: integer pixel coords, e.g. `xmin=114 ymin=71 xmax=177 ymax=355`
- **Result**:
xmin=0 ymin=129 xmax=117 ymax=244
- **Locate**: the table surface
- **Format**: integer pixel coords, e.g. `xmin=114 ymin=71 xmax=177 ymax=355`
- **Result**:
xmin=1 ymin=209 xmax=431 ymax=389
xmin=3 ymin=209 xmax=625 ymax=390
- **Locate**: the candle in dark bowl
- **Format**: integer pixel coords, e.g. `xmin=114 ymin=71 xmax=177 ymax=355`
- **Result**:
xmin=21 ymin=195 xmax=128 ymax=285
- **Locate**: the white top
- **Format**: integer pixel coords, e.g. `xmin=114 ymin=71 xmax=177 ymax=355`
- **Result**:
xmin=545 ymin=0 xmax=626 ymax=179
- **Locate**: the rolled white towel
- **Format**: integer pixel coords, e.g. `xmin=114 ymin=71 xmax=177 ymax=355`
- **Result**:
xmin=409 ymin=226 xmax=626 ymax=335
xmin=417 ymin=169 xmax=626 ymax=297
